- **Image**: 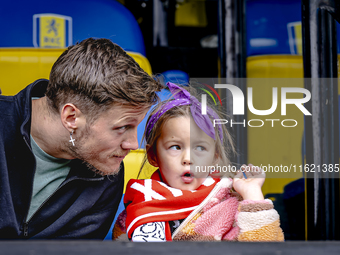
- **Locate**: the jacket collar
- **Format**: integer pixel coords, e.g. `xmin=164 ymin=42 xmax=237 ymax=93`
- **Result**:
xmin=19 ymin=79 xmax=49 ymax=142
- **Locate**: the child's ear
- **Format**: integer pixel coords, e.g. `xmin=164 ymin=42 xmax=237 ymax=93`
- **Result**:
xmin=210 ymin=152 xmax=222 ymax=177
xmin=146 ymin=144 xmax=159 ymax=167
xmin=212 ymin=152 xmax=220 ymax=165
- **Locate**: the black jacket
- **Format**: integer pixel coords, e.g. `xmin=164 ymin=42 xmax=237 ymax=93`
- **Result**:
xmin=0 ymin=79 xmax=124 ymax=239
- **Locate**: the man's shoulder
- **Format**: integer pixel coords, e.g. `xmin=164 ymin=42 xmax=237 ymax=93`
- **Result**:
xmin=0 ymin=95 xmax=16 ymax=114
xmin=0 ymin=93 xmax=21 ymax=129
xmin=0 ymin=79 xmax=49 ymax=110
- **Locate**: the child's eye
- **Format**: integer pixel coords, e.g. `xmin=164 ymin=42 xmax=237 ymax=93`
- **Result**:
xmin=170 ymin=145 xmax=181 ymax=150
xmin=196 ymin=146 xmax=206 ymax=151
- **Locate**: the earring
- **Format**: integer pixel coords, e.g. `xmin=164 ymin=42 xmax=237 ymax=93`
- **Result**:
xmin=69 ymin=130 xmax=75 ymax=146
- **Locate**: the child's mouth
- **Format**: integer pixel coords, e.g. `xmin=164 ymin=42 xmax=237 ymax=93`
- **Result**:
xmin=181 ymin=171 xmax=194 ymax=184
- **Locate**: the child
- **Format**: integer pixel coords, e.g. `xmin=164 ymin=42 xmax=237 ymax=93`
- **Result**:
xmin=113 ymin=82 xmax=284 ymax=242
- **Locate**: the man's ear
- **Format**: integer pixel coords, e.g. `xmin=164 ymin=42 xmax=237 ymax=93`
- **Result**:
xmin=60 ymin=104 xmax=85 ymax=132
xmin=146 ymin=144 xmax=158 ymax=167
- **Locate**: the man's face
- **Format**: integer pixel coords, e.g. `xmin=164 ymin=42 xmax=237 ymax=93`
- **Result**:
xmin=70 ymin=105 xmax=149 ymax=176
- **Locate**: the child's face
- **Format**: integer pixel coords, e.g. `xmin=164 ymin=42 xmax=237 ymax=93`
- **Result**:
xmin=153 ymin=116 xmax=217 ymax=190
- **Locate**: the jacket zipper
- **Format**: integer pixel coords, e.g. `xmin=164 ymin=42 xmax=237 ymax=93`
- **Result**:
xmin=22 ymin=177 xmax=73 ymax=237
xmin=23 ymin=223 xmax=29 ymax=237
xmin=21 ymin=136 xmax=104 ymax=237
xmin=22 ymin=175 xmax=104 ymax=237
xmin=22 ymin=135 xmax=35 ymax=237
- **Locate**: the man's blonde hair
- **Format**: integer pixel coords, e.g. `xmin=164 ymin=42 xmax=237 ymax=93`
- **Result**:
xmin=46 ymin=38 xmax=162 ymax=123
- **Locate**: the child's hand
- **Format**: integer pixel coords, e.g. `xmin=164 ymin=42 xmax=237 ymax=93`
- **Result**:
xmin=233 ymin=164 xmax=265 ymax=201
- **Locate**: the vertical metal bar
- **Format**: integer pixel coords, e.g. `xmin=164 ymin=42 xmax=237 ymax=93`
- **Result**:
xmin=166 ymin=0 xmax=176 ymax=46
xmin=302 ymin=0 xmax=315 ymax=240
xmin=302 ymin=0 xmax=340 ymax=240
xmin=218 ymin=0 xmax=226 ymax=78
xmin=236 ymin=0 xmax=247 ymax=80
xmin=220 ymin=0 xmax=247 ymax=166
xmin=234 ymin=0 xmax=247 ymax=165
xmin=225 ymin=0 xmax=235 ymax=83
xmin=153 ymin=0 xmax=168 ymax=47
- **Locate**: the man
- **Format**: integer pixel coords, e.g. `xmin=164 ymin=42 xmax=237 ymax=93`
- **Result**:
xmin=0 ymin=38 xmax=162 ymax=239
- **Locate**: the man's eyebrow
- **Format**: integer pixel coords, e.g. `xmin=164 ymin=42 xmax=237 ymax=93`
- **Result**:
xmin=123 ymin=116 xmax=139 ymax=121
xmin=115 ymin=116 xmax=140 ymax=124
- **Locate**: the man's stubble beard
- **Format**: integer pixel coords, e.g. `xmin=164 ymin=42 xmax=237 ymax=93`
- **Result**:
xmin=66 ymin=126 xmax=122 ymax=177
xmin=84 ymin=160 xmax=122 ymax=177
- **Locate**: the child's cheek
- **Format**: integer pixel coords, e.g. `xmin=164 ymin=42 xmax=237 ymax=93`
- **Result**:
xmin=193 ymin=151 xmax=211 ymax=163
xmin=167 ymin=149 xmax=180 ymax=157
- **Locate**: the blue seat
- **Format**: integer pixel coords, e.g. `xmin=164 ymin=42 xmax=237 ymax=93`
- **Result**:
xmin=0 ymin=0 xmax=145 ymax=55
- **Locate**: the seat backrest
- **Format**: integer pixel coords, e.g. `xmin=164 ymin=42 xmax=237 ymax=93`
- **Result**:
xmin=0 ymin=0 xmax=146 ymax=55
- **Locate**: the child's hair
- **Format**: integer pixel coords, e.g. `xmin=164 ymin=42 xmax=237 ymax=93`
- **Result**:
xmin=139 ymin=83 xmax=236 ymax=178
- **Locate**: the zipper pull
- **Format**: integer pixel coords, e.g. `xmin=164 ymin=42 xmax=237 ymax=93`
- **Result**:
xmin=23 ymin=223 xmax=29 ymax=237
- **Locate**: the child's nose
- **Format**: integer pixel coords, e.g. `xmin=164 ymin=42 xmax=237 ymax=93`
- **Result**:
xmin=182 ymin=150 xmax=192 ymax=165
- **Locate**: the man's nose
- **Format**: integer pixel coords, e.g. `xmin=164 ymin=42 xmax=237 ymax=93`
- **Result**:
xmin=121 ymin=130 xmax=139 ymax=151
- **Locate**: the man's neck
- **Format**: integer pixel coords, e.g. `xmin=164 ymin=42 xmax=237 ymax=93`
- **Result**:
xmin=31 ymin=97 xmax=74 ymax=160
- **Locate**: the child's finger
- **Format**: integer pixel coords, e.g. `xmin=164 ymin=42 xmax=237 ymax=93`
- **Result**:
xmin=249 ymin=165 xmax=259 ymax=174
xmin=249 ymin=165 xmax=266 ymax=178
xmin=239 ymin=165 xmax=249 ymax=179
xmin=248 ymin=164 xmax=259 ymax=174
xmin=241 ymin=164 xmax=262 ymax=178
xmin=234 ymin=169 xmax=244 ymax=180
xmin=242 ymin=165 xmax=254 ymax=178
xmin=253 ymin=166 xmax=262 ymax=175
xmin=257 ymin=168 xmax=266 ymax=178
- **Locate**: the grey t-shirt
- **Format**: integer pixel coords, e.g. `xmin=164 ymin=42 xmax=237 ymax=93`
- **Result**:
xmin=27 ymin=135 xmax=71 ymax=221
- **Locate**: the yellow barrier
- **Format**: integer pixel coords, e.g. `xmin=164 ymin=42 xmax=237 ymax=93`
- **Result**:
xmin=246 ymin=55 xmax=305 ymax=195
xmin=0 ymin=48 xmax=152 ymax=96
xmin=123 ymin=149 xmax=157 ymax=192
